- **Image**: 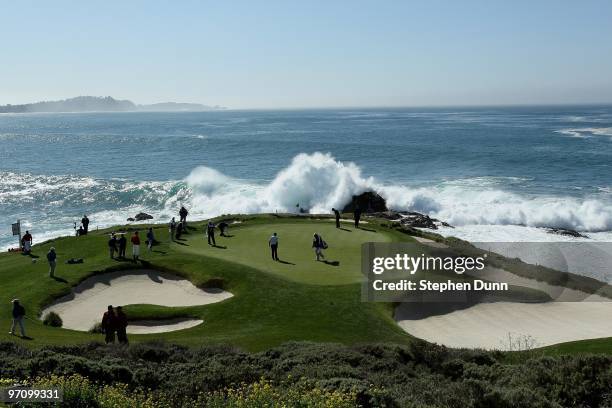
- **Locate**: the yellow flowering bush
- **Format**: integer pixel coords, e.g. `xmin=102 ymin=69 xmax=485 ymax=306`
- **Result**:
xmin=20 ymin=375 xmax=358 ymax=408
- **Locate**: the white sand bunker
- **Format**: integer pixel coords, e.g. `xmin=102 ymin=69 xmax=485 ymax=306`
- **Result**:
xmin=398 ymin=301 xmax=612 ymax=350
xmin=396 ymin=294 xmax=612 ymax=350
xmin=42 ymin=269 xmax=233 ymax=333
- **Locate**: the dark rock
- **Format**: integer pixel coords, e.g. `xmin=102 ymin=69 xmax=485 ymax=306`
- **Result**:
xmin=342 ymin=191 xmax=388 ymax=213
xmin=546 ymin=228 xmax=589 ymax=238
xmin=368 ymin=210 xmax=403 ymax=220
xmin=134 ymin=212 xmax=154 ymax=221
xmin=126 ymin=218 xmax=135 ymax=222
xmin=400 ymin=212 xmax=439 ymax=229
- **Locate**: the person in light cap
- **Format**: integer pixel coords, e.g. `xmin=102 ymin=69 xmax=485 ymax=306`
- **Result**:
xmin=9 ymin=299 xmax=26 ymax=337
xmin=47 ymin=247 xmax=57 ymax=278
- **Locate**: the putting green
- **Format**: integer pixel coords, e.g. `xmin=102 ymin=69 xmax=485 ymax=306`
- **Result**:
xmin=179 ymin=221 xmax=391 ymax=285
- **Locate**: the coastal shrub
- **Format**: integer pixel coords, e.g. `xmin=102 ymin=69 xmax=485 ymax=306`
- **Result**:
xmin=89 ymin=322 xmax=104 ymax=333
xmin=1 ymin=341 xmax=611 ymax=407
xmin=43 ymin=311 xmax=63 ymax=327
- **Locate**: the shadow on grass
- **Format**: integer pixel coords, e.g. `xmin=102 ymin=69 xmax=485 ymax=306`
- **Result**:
xmin=210 ymin=245 xmax=227 ymax=249
xmin=51 ymin=276 xmax=68 ymax=283
xmin=277 ymin=259 xmax=295 ymax=265
xmin=323 ymin=260 xmax=340 ymax=266
xmin=338 ymin=227 xmax=352 ymax=232
xmin=356 ymin=227 xmax=377 ymax=233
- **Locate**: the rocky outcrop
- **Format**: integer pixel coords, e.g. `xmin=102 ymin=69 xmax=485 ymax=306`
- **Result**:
xmin=342 ymin=191 xmax=388 ymax=213
xmin=128 ymin=212 xmax=154 ymax=222
xmin=546 ymin=228 xmax=589 ymax=238
xmin=399 ymin=212 xmax=452 ymax=230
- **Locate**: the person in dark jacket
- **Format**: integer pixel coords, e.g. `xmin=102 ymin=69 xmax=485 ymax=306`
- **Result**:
xmin=218 ymin=221 xmax=229 ymax=237
xmin=169 ymin=217 xmax=176 ymax=241
xmin=175 ymin=222 xmax=183 ymax=240
xmin=115 ymin=306 xmax=129 ymax=345
xmin=179 ymin=206 xmax=188 ymax=225
xmin=118 ymin=234 xmax=127 ymax=259
xmin=206 ymin=222 xmax=216 ymax=246
xmin=21 ymin=231 xmax=33 ymax=254
xmin=81 ymin=215 xmax=90 ymax=234
xmin=108 ymin=233 xmax=117 ymax=259
xmin=47 ymin=247 xmax=57 ymax=278
xmin=101 ymin=305 xmax=116 ymax=344
xmin=354 ymin=207 xmax=362 ymax=229
xmin=332 ymin=208 xmax=341 ymax=228
xmin=312 ymin=233 xmax=326 ymax=261
xmin=9 ymin=299 xmax=26 ymax=337
xmin=146 ymin=228 xmax=155 ymax=252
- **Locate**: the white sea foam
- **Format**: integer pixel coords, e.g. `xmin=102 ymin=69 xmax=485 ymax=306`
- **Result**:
xmin=2 ymin=152 xmax=612 ymax=251
xmin=555 ymin=127 xmax=612 ymax=139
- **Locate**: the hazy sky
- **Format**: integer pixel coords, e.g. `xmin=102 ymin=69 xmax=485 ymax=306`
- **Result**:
xmin=1 ymin=1 xmax=611 ymax=108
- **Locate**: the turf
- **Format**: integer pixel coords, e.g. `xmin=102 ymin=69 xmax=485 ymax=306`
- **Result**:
xmin=1 ymin=214 xmax=610 ymax=354
xmin=181 ymin=220 xmax=391 ymax=285
xmin=0 ymin=215 xmax=410 ymax=351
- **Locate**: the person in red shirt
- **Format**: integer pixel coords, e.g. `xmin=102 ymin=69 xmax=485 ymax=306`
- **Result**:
xmin=131 ymin=231 xmax=141 ymax=263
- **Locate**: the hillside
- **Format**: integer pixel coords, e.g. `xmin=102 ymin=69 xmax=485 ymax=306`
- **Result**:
xmin=0 ymin=96 xmax=223 ymax=113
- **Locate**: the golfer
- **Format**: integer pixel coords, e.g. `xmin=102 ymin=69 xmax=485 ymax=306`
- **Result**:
xmin=269 ymin=232 xmax=279 ymax=261
xmin=207 ymin=221 xmax=216 ymax=246
xmin=47 ymin=247 xmax=57 ymax=278
xmin=332 ymin=208 xmax=341 ymax=228
xmin=131 ymin=231 xmax=141 ymax=262
xmin=312 ymin=233 xmax=326 ymax=261
xmin=354 ymin=207 xmax=362 ymax=228
xmin=9 ymin=299 xmax=26 ymax=337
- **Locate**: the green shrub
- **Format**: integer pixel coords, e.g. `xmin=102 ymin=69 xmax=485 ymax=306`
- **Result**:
xmin=43 ymin=312 xmax=63 ymax=327
xmin=89 ymin=322 xmax=104 ymax=333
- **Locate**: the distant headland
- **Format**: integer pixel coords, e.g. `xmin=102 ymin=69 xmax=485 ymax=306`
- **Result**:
xmin=0 ymin=96 xmax=226 ymax=113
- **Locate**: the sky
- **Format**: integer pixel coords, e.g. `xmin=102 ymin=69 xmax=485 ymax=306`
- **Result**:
xmin=1 ymin=1 xmax=612 ymax=109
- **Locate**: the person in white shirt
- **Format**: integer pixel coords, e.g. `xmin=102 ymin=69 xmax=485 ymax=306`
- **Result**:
xmin=269 ymin=232 xmax=279 ymax=261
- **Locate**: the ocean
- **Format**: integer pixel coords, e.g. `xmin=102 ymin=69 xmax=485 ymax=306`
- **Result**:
xmin=1 ymin=106 xmax=611 ymax=250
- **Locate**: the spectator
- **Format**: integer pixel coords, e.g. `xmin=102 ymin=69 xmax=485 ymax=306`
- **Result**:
xmin=115 ymin=306 xmax=129 ymax=345
xmin=9 ymin=299 xmax=26 ymax=337
xmin=47 ymin=247 xmax=57 ymax=278
xmin=81 ymin=215 xmax=90 ymax=234
xmin=21 ymin=231 xmax=33 ymax=254
xmin=108 ymin=233 xmax=117 ymax=259
xmin=101 ymin=305 xmax=116 ymax=344
xmin=131 ymin=231 xmax=141 ymax=263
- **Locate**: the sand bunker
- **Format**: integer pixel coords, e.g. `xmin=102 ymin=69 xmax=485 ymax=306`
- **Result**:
xmin=397 ymin=300 xmax=612 ymax=350
xmin=127 ymin=318 xmax=204 ymax=334
xmin=42 ymin=269 xmax=232 ymax=333
xmin=396 ymin=270 xmax=612 ymax=350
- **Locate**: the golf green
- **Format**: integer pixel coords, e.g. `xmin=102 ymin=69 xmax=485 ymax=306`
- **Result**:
xmin=181 ymin=220 xmax=392 ymax=285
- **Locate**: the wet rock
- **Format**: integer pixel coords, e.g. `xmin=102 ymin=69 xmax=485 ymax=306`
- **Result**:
xmin=342 ymin=191 xmax=388 ymax=213
xmin=546 ymin=227 xmax=589 ymax=238
xmin=131 ymin=212 xmax=154 ymax=221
